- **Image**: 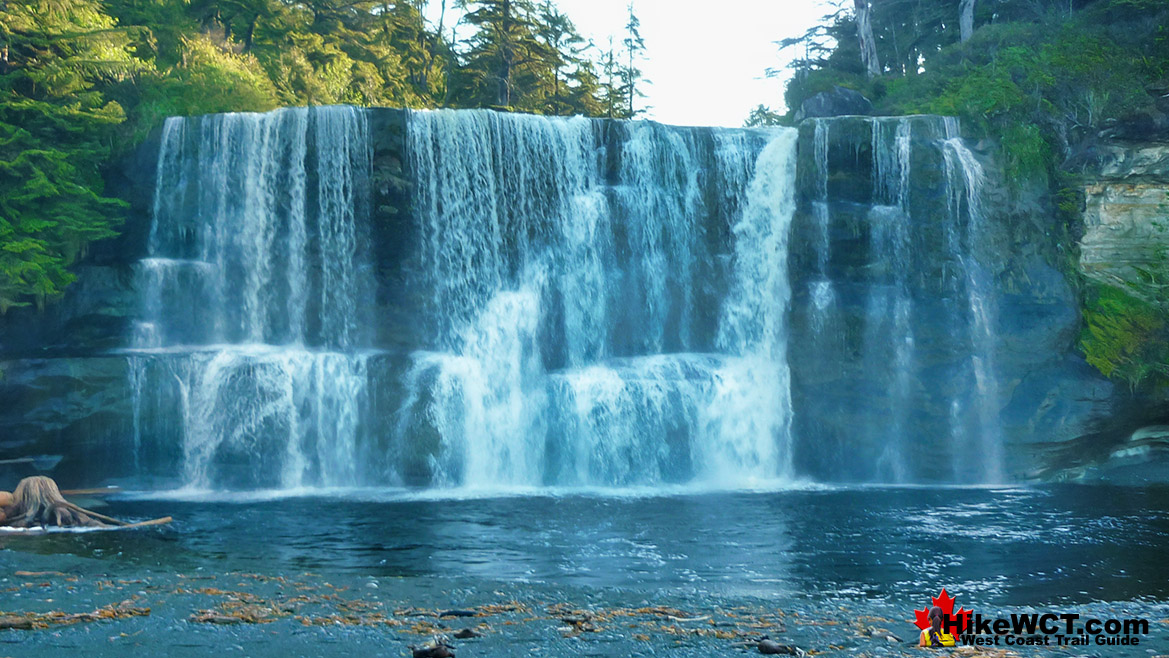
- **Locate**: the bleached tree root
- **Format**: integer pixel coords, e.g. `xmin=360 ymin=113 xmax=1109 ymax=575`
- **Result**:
xmin=1 ymin=476 xmax=127 ymax=528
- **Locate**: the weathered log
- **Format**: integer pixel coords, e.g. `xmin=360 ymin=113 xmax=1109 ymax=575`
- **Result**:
xmin=60 ymin=487 xmax=121 ymax=497
xmin=0 ymin=616 xmax=34 ymax=630
xmin=121 ymin=516 xmax=173 ymax=529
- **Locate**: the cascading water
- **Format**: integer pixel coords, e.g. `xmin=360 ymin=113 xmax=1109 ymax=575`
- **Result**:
xmin=120 ymin=104 xmax=1007 ymax=491
xmin=808 ymin=120 xmax=838 ymax=339
xmin=942 ymin=120 xmax=1005 ymax=483
xmin=791 ymin=115 xmax=1005 ymax=482
xmin=865 ymin=118 xmax=916 ymax=481
xmin=400 ymin=110 xmax=798 ymax=489
xmin=128 ymin=106 xmax=374 ymax=490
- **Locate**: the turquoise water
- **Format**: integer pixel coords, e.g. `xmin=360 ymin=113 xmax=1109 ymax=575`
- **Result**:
xmin=1 ymin=485 xmax=1166 ymax=655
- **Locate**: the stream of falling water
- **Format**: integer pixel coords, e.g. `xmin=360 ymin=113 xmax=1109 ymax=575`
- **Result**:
xmin=943 ymin=119 xmax=1005 ymax=483
xmin=401 ymin=111 xmax=798 ymax=488
xmin=128 ymin=106 xmax=373 ymax=490
xmin=123 ymin=106 xmax=1002 ymax=490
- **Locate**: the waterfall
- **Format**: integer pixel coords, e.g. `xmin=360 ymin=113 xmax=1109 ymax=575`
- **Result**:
xmin=864 ymin=118 xmax=917 ymax=481
xmin=129 ymin=106 xmax=374 ymax=490
xmin=942 ymin=120 xmax=1004 ymax=483
xmin=709 ymin=130 xmax=799 ymax=479
xmin=809 ymin=120 xmax=837 ymax=333
xmin=120 ymin=104 xmax=1007 ymax=491
xmin=400 ymin=110 xmax=798 ymax=488
xmin=794 ymin=115 xmax=1005 ymax=483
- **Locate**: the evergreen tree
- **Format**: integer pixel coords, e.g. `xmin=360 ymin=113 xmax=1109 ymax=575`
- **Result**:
xmin=534 ymin=1 xmax=584 ymax=115
xmin=744 ymin=104 xmax=784 ymax=127
xmin=0 ymin=0 xmax=636 ymax=309
xmin=599 ymin=36 xmax=622 ymax=118
xmin=565 ymin=53 xmax=605 ymax=117
xmin=452 ymin=0 xmax=548 ymax=109
xmin=0 ymin=0 xmax=140 ymax=311
xmin=618 ymin=2 xmax=647 ymax=117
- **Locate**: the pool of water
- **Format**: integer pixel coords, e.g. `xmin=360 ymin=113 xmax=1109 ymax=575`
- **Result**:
xmin=2 ymin=484 xmax=1167 ymax=655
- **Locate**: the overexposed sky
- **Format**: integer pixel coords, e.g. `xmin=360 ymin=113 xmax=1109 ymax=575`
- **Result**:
xmin=428 ymin=0 xmax=834 ymax=127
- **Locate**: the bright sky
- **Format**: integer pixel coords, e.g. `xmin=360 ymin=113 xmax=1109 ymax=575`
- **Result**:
xmin=428 ymin=0 xmax=834 ymax=127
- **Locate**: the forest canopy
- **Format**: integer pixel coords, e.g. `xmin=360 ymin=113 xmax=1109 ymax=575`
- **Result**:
xmin=0 ymin=0 xmax=650 ymax=312
xmin=6 ymin=0 xmax=1169 ymax=314
xmin=767 ymin=0 xmax=1169 ymax=181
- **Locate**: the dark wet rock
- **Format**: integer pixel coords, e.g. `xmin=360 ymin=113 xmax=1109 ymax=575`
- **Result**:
xmin=0 ymin=357 xmax=136 ymax=484
xmin=438 ymin=609 xmax=477 ymax=618
xmin=191 ymin=614 xmax=242 ymax=625
xmin=1052 ymin=425 xmax=1169 ymax=484
xmin=794 ymin=86 xmax=874 ymax=121
xmin=0 ymin=265 xmax=137 ymax=357
xmin=1095 ymin=110 xmax=1169 ymax=142
xmin=860 ymin=626 xmax=903 ymax=642
xmin=411 ymin=640 xmax=455 ymax=658
xmin=757 ymin=636 xmax=801 ymax=655
xmin=453 ymin=628 xmax=482 ymax=639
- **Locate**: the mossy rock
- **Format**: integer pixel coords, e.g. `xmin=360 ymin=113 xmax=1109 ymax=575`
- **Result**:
xmin=1080 ymin=281 xmax=1169 ymax=389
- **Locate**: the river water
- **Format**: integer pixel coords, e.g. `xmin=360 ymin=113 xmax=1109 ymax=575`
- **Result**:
xmin=5 ymin=107 xmax=1165 ymax=655
xmin=1 ymin=485 xmax=1166 ymax=655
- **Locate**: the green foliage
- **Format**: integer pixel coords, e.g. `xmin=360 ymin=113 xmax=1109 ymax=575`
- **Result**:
xmin=0 ymin=0 xmax=641 ymax=311
xmin=1000 ymin=122 xmax=1053 ymax=186
xmin=448 ymin=0 xmax=554 ymax=111
xmin=1080 ymin=283 xmax=1169 ymax=389
xmin=129 ymin=35 xmax=280 ymax=134
xmin=743 ymin=104 xmax=786 ymax=128
xmin=910 ymin=22 xmax=1151 ymax=184
xmin=445 ymin=0 xmax=626 ymax=116
xmin=781 ymin=1 xmax=1167 ymax=188
xmin=0 ymin=0 xmax=135 ymax=312
xmin=777 ymin=0 xmax=1169 ymax=387
xmin=0 ymin=103 xmax=126 ymax=312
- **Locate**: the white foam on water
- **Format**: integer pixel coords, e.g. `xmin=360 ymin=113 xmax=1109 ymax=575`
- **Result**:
xmin=122 ymin=478 xmax=832 ymax=504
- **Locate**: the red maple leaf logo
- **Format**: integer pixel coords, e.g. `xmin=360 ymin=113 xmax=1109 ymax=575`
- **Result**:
xmin=913 ymin=588 xmax=970 ymax=633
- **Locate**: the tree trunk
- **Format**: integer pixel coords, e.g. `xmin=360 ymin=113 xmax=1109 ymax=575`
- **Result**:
xmin=244 ymin=16 xmax=258 ymax=52
xmin=854 ymin=0 xmax=881 ymax=78
xmin=960 ymin=0 xmax=976 ymax=42
xmin=553 ymin=67 xmax=561 ymax=114
xmin=627 ymin=48 xmax=634 ymax=117
xmin=498 ymin=0 xmax=512 ymax=107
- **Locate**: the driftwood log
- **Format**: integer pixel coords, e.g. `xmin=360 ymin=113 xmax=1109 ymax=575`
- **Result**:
xmin=0 ymin=476 xmax=128 ymax=528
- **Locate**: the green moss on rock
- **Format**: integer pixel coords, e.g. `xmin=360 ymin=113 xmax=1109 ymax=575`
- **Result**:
xmin=1080 ymin=282 xmax=1169 ymax=389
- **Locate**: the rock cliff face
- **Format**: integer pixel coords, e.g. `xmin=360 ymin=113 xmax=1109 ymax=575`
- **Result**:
xmin=0 ymin=108 xmax=411 ymax=487
xmin=1078 ymin=143 xmax=1169 ymax=304
xmin=0 ymin=108 xmax=1166 ymax=487
xmin=787 ymin=116 xmax=1123 ymax=482
xmin=1055 ymin=139 xmax=1169 ymax=482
